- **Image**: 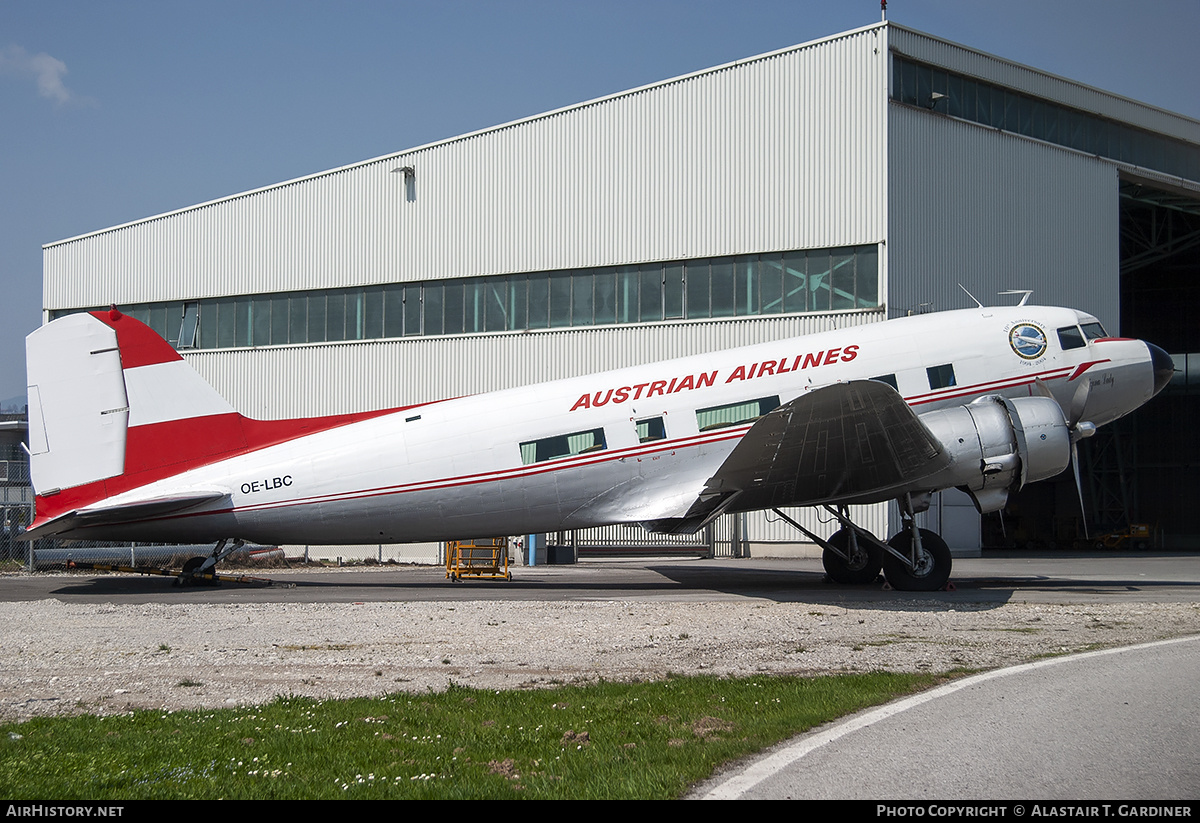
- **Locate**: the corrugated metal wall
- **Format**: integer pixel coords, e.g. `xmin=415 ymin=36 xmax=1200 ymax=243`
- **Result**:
xmin=44 ymin=24 xmax=889 ymax=310
xmin=887 ymin=103 xmax=1120 ymax=328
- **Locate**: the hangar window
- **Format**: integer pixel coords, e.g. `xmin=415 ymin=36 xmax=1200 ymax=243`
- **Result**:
xmin=1058 ymin=326 xmax=1086 ymax=351
xmin=53 ymin=245 xmax=883 ymax=349
xmin=696 ymin=396 xmax=780 ymax=432
xmin=892 ymin=55 xmax=1200 ymax=183
xmin=926 ymin=364 xmax=956 ymax=390
xmin=520 ymin=428 xmax=607 ymax=465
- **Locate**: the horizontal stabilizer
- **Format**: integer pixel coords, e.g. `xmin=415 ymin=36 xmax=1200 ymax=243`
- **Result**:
xmin=22 ymin=490 xmax=229 ymax=540
xmin=693 ymin=380 xmax=950 ymax=512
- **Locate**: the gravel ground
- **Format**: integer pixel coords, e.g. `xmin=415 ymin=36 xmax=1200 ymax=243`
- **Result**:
xmin=2 ymin=574 xmax=1197 ymax=723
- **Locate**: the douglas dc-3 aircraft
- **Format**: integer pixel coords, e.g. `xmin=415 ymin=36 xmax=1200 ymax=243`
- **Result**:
xmin=23 ymin=301 xmax=1173 ymax=591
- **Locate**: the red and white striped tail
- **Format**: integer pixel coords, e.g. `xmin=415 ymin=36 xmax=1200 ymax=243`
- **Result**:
xmin=26 ymin=308 xmax=235 ymax=496
xmin=25 ymin=308 xmax=405 ymax=537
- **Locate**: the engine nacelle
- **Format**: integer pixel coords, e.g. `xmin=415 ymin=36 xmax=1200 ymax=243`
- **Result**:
xmin=918 ymin=395 xmax=1071 ymax=513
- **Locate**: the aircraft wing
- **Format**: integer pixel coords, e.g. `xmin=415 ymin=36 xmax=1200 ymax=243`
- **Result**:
xmin=644 ymin=380 xmax=950 ymax=532
xmin=22 ymin=491 xmax=230 ymax=540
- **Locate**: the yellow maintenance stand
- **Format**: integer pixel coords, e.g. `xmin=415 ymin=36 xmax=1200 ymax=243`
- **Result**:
xmin=445 ymin=538 xmax=512 ymax=581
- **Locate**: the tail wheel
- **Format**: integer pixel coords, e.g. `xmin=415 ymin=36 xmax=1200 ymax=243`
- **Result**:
xmin=883 ymin=529 xmax=952 ymax=592
xmin=822 ymin=528 xmax=882 ymax=585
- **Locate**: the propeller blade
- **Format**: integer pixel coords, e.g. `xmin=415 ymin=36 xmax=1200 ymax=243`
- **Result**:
xmin=1068 ymin=378 xmax=1091 ymax=428
xmin=1071 ymin=440 xmax=1088 ymax=540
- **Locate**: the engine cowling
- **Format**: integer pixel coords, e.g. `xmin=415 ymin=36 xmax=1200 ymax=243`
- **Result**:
xmin=917 ymin=395 xmax=1071 ymax=513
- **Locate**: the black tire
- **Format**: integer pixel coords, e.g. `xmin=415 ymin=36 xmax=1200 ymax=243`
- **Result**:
xmin=181 ymin=556 xmax=206 ymax=576
xmin=882 ymin=529 xmax=952 ymax=592
xmin=180 ymin=555 xmax=219 ymax=586
xmin=822 ymin=528 xmax=882 ymax=585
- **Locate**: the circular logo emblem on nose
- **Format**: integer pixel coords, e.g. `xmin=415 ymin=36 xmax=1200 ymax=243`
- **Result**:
xmin=1009 ymin=323 xmax=1047 ymax=360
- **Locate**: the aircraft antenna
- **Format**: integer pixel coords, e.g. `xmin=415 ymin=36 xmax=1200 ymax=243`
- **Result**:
xmin=958 ymin=284 xmax=984 ymax=308
xmin=998 ymin=289 xmax=1033 ymax=306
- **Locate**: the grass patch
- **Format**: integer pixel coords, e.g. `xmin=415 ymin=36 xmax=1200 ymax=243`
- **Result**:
xmin=0 ymin=672 xmax=940 ymax=799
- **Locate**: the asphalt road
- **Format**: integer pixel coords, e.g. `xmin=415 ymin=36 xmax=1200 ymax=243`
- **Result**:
xmin=2 ymin=551 xmax=1199 ymax=606
xmin=695 ymin=634 xmax=1200 ymax=800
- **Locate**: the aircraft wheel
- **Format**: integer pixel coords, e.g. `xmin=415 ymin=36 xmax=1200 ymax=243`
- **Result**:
xmin=882 ymin=529 xmax=952 ymax=592
xmin=822 ymin=528 xmax=882 ymax=585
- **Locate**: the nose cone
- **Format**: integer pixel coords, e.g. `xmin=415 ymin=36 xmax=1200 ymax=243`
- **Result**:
xmin=1147 ymin=342 xmax=1175 ymax=397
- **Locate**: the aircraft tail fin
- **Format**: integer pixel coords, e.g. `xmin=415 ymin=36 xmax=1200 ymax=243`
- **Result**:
xmin=25 ymin=309 xmax=236 ymax=499
xmin=25 ymin=308 xmax=406 ymax=538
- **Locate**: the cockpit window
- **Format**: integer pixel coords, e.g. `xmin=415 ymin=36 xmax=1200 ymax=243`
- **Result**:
xmin=1057 ymin=326 xmax=1086 ymax=351
xmin=1081 ymin=322 xmax=1107 ymax=340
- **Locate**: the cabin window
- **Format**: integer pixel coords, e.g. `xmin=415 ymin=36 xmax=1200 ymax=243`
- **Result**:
xmin=520 ymin=428 xmax=607 ymax=465
xmin=871 ymin=373 xmax=898 ymax=391
xmin=696 ymin=396 xmax=780 ymax=432
xmin=1058 ymin=326 xmax=1086 ymax=351
xmin=636 ymin=417 xmax=666 ymax=443
xmin=1081 ymin=322 xmax=1107 ymax=340
xmin=926 ymin=364 xmax=956 ymax=390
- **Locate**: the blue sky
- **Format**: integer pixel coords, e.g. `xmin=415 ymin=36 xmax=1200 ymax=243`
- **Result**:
xmin=1 ymin=0 xmax=1197 ymax=407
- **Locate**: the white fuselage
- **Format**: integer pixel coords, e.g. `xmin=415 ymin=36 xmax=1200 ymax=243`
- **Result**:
xmin=74 ymin=306 xmax=1159 ymax=544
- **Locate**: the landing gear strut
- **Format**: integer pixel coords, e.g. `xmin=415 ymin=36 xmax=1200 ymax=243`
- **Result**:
xmin=771 ymin=495 xmax=953 ymax=592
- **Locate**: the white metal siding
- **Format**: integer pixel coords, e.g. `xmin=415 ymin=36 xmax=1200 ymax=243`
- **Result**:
xmin=45 ymin=26 xmax=889 ymax=310
xmin=887 ymin=103 xmax=1120 ymax=329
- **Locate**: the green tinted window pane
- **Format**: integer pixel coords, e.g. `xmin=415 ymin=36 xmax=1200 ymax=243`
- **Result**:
xmin=326 ymin=292 xmax=346 ymax=341
xmin=443 ymin=281 xmax=464 ymax=334
xmin=383 ymin=285 xmax=404 ymax=337
xmin=710 ymin=259 xmax=735 ymax=318
xmin=571 ymin=270 xmax=593 ymax=326
xmin=760 ymin=254 xmax=783 ymax=314
xmin=856 ymin=246 xmax=879 ymax=307
xmin=686 ymin=260 xmax=710 ymax=318
xmin=664 ymin=263 xmax=684 ymax=319
xmin=507 ymin=277 xmax=526 ymax=331
xmin=483 ymin=279 xmax=506 ymax=332
xmin=363 ymin=287 xmax=384 ymax=339
xmin=594 ymin=268 xmax=616 ymax=325
xmin=270 ymin=295 xmax=290 ymax=344
xmin=782 ymin=252 xmax=807 ymax=313
xmin=214 ymin=300 xmax=235 ymax=348
xmin=148 ymin=304 xmax=168 ymax=342
xmin=423 ymin=283 xmax=444 ymax=336
xmin=807 ymin=250 xmax=832 ymax=312
xmin=232 ymin=299 xmax=250 ymax=347
xmin=306 ymin=294 xmax=326 ymax=342
xmin=404 ymin=284 xmax=422 ymax=336
xmin=289 ymin=296 xmax=307 ymax=344
xmin=465 ymin=279 xmax=485 ymax=333
xmin=549 ymin=272 xmax=571 ymax=328
xmin=252 ymin=297 xmax=272 ymax=346
xmin=831 ymin=251 xmax=855 ymax=310
xmin=638 ymin=264 xmax=660 ymax=322
xmin=615 ymin=266 xmax=638 ymax=324
xmin=734 ymin=255 xmax=757 ymax=316
xmin=527 ymin=274 xmax=548 ymax=329
xmin=199 ymin=302 xmax=217 ymax=348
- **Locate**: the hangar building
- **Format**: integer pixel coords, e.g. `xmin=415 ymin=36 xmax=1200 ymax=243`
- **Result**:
xmin=39 ymin=22 xmax=1200 ymax=559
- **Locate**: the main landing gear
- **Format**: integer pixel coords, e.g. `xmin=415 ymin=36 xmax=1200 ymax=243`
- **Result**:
xmin=176 ymin=538 xmax=245 ymax=587
xmin=772 ymin=494 xmax=953 ymax=592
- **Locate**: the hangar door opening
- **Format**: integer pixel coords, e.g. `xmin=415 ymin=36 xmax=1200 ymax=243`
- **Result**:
xmin=982 ymin=176 xmax=1200 ymax=550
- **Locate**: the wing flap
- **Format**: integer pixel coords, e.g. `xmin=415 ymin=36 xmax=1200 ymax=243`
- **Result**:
xmin=694 ymin=380 xmax=950 ymax=513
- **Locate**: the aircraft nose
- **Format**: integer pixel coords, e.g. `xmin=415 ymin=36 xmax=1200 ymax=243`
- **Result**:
xmin=1147 ymin=342 xmax=1174 ymax=396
